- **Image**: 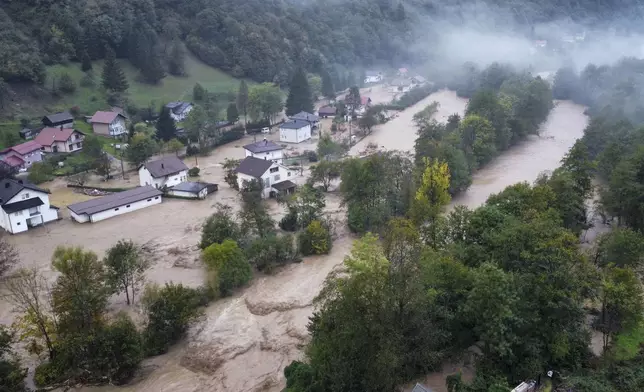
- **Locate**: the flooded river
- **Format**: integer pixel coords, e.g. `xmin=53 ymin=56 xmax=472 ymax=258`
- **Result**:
xmin=1 ymin=90 xmax=588 ymax=392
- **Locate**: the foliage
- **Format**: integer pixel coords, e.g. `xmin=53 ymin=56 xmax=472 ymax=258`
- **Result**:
xmin=28 ymin=161 xmax=54 ymax=184
xmin=308 ymin=160 xmax=342 ymax=192
xmin=165 ymin=138 xmax=184 ymax=156
xmin=226 ymin=102 xmax=239 ymax=123
xmin=0 ymin=231 xmax=18 ymax=277
xmin=0 ymin=326 xmax=27 ymax=392
xmin=239 ymin=179 xmax=275 ymax=237
xmin=286 ymin=68 xmax=314 ymax=117
xmin=321 ymin=70 xmax=335 ymax=100
xmin=167 ymin=41 xmax=186 ymax=76
xmin=193 ymin=83 xmax=207 ymax=101
xmin=104 ymin=240 xmax=149 ymax=305
xmin=593 ymin=228 xmax=644 ymax=269
xmin=200 ymin=203 xmax=241 ymax=249
xmin=410 ymin=158 xmax=451 ymax=225
xmin=124 ymin=133 xmax=158 ymax=167
xmin=236 ymin=80 xmax=249 ymax=121
xmin=317 ymin=134 xmax=345 ymax=160
xmin=188 ymin=167 xmax=200 ymax=177
xmin=58 ymin=72 xmax=76 ymax=94
xmin=156 ymin=107 xmax=178 ymax=141
xmin=248 ymin=83 xmax=283 ymax=122
xmin=202 ymin=239 xmax=252 ymax=296
xmin=283 ymin=185 xmax=326 ymax=230
xmin=245 ymin=234 xmax=299 ymax=272
xmin=298 ymin=220 xmax=332 ymax=256
xmin=142 ymin=283 xmax=203 ymax=355
xmin=222 ymin=158 xmax=240 ymax=189
xmin=101 ymin=46 xmax=128 ymax=92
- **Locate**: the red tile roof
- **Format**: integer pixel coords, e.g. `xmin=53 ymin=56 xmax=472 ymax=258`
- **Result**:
xmin=3 ymin=155 xmax=24 ymax=167
xmin=91 ymin=111 xmax=122 ymax=124
xmin=1 ymin=140 xmax=42 ymax=156
xmin=34 ymin=127 xmax=77 ymax=146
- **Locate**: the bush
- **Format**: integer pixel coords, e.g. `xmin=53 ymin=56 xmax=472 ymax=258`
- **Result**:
xmin=28 ymin=162 xmax=54 ymax=184
xmin=202 ymin=240 xmax=252 ymax=296
xmin=80 ymin=74 xmax=95 ymax=88
xmin=58 ymin=72 xmax=76 ymax=94
xmin=298 ymin=220 xmax=332 ymax=256
xmin=200 ymin=204 xmax=241 ymax=249
xmin=188 ymin=167 xmax=200 ymax=177
xmin=245 ymin=234 xmax=299 ymax=272
xmin=305 ymin=150 xmax=318 ymax=163
xmin=143 ymin=283 xmax=202 ymax=356
xmin=69 ymin=106 xmax=81 ymax=118
xmin=34 ymin=361 xmax=65 ymax=387
xmin=279 ymin=208 xmax=298 ymax=232
xmin=186 ymin=145 xmax=200 ymax=156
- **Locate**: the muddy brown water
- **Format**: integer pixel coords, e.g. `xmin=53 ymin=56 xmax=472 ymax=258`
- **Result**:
xmin=0 ymin=90 xmax=588 ymax=392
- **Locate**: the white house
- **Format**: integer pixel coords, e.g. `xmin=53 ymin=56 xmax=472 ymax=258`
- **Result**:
xmin=67 ymin=186 xmax=163 ymax=223
xmin=0 ymin=179 xmax=59 ymax=234
xmin=139 ymin=156 xmax=189 ymax=189
xmin=364 ymin=71 xmax=383 ymax=84
xmin=235 ymin=156 xmax=297 ymax=199
xmin=90 ymin=111 xmax=127 ymax=137
xmin=290 ymin=111 xmax=320 ymax=129
xmin=279 ymin=119 xmax=312 ymax=144
xmin=165 ymin=102 xmax=193 ymax=122
xmin=243 ymin=139 xmax=284 ymax=163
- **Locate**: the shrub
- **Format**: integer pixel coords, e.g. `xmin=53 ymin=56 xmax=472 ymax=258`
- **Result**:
xmin=34 ymin=361 xmax=65 ymax=387
xmin=305 ymin=150 xmax=318 ymax=162
xmin=142 ymin=283 xmax=202 ymax=356
xmin=80 ymin=74 xmax=95 ymax=88
xmin=69 ymin=106 xmax=81 ymax=118
xmin=200 ymin=204 xmax=241 ymax=249
xmin=245 ymin=234 xmax=299 ymax=272
xmin=188 ymin=167 xmax=200 ymax=177
xmin=58 ymin=72 xmax=76 ymax=94
xmin=279 ymin=208 xmax=298 ymax=232
xmin=186 ymin=145 xmax=200 ymax=156
xmin=28 ymin=162 xmax=54 ymax=184
xmin=202 ymin=240 xmax=252 ymax=296
xmin=298 ymin=220 xmax=332 ymax=256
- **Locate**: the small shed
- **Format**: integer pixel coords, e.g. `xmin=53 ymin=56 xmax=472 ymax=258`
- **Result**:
xmin=167 ymin=182 xmax=217 ymax=199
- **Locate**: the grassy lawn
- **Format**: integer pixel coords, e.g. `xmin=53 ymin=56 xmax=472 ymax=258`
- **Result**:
xmin=46 ymin=53 xmax=245 ymax=115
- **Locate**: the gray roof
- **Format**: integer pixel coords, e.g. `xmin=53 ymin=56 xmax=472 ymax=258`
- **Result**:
xmin=280 ymin=119 xmax=310 ymax=130
xmin=235 ymin=156 xmax=273 ymax=178
xmin=2 ymin=197 xmax=44 ymax=213
xmin=244 ymin=139 xmax=283 ymax=154
xmin=67 ymin=186 xmax=162 ymax=216
xmin=171 ymin=182 xmax=209 ymax=193
xmin=43 ymin=111 xmax=73 ymax=125
xmin=165 ymin=102 xmax=192 ymax=115
xmin=412 ymin=383 xmax=433 ymax=392
xmin=272 ymin=180 xmax=296 ymax=191
xmin=142 ymin=156 xmax=189 ymax=178
xmin=0 ymin=179 xmax=49 ymax=205
xmin=318 ymin=106 xmax=337 ymax=115
xmin=291 ymin=111 xmax=319 ymax=123
xmin=391 ymin=78 xmax=411 ymax=86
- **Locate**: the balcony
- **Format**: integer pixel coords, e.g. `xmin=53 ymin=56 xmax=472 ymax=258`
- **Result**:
xmin=28 ymin=208 xmax=40 ymax=216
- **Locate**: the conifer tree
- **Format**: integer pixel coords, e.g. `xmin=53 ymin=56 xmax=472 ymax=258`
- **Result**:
xmin=285 ymin=68 xmax=314 ymax=116
xmin=81 ymin=50 xmax=92 ymax=72
xmin=101 ymin=46 xmax=129 ymax=92
xmin=156 ymin=107 xmax=177 ymax=142
xmin=321 ymin=70 xmax=335 ymax=100
xmin=236 ymin=80 xmax=249 ymax=123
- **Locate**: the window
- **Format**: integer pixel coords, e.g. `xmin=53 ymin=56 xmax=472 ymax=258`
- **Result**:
xmin=269 ymin=167 xmax=279 ymax=173
xmin=274 ymin=174 xmax=280 ymax=182
xmin=75 ymin=134 xmax=80 ymax=140
xmin=154 ymin=196 xmax=159 ymax=200
xmin=114 ymin=208 xmax=119 ymax=211
xmin=147 ymin=199 xmax=152 ymax=202
xmin=126 ymin=205 xmax=131 ymax=208
xmin=22 ymin=193 xmax=30 ymax=199
xmin=76 ymin=142 xmax=82 ymax=149
xmin=16 ymin=222 xmax=20 ymax=226
xmin=287 ymin=172 xmax=291 ymax=177
xmin=264 ymin=178 xmax=271 ymax=188
xmin=14 ymin=211 xmax=22 ymax=216
xmin=68 ymin=144 xmax=73 ymax=151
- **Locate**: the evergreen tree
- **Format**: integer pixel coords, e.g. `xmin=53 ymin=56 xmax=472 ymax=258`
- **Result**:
xmin=142 ymin=51 xmax=165 ymax=84
xmin=236 ymin=80 xmax=249 ymax=123
xmin=101 ymin=46 xmax=128 ymax=92
xmin=227 ymin=102 xmax=239 ymax=123
xmin=167 ymin=41 xmax=185 ymax=76
xmin=285 ymin=67 xmax=314 ymax=116
xmin=321 ymin=70 xmax=335 ymax=100
xmin=81 ymin=50 xmax=92 ymax=72
xmin=156 ymin=107 xmax=177 ymax=142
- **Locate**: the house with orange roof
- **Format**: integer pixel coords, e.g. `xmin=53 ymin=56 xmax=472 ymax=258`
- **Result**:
xmin=89 ymin=111 xmax=127 ymax=137
xmin=0 ymin=140 xmax=43 ymax=170
xmin=34 ymin=127 xmax=84 ymax=153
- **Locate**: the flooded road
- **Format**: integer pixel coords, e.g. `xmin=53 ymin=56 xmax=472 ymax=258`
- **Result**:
xmin=1 ymin=89 xmax=589 ymax=392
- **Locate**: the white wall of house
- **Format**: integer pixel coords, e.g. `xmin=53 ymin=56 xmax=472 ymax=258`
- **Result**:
xmin=245 ymin=148 xmax=284 ymax=163
xmin=168 ymin=188 xmax=207 ymax=199
xmin=109 ymin=117 xmax=126 ymax=136
xmin=237 ymin=163 xmax=294 ymax=199
xmin=364 ymin=75 xmax=382 ymax=84
xmin=170 ymin=106 xmax=193 ymax=122
xmin=0 ymin=190 xmax=58 ymax=234
xmin=138 ymin=167 xmax=188 ymax=189
xmin=279 ymin=124 xmax=312 ymax=144
xmin=71 ymin=195 xmax=163 ymax=223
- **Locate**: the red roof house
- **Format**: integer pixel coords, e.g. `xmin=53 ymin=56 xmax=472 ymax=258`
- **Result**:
xmin=34 ymin=127 xmax=85 ymax=153
xmin=0 ymin=140 xmax=44 ymax=169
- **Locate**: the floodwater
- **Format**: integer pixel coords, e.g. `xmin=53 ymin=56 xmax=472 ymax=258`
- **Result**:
xmin=0 ymin=89 xmax=589 ymax=392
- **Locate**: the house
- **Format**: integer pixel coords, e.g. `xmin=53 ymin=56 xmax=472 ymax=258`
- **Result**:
xmin=411 ymin=383 xmax=433 ymax=392
xmin=42 ymin=112 xmax=74 ymax=129
xmin=0 ymin=141 xmax=43 ymax=170
xmin=235 ymin=156 xmax=297 ymax=198
xmin=167 ymin=182 xmax=218 ymax=199
xmin=364 ymin=71 xmax=383 ymax=84
xmin=279 ymin=119 xmax=312 ymax=144
xmin=90 ymin=111 xmax=127 ymax=137
xmin=0 ymin=178 xmax=59 ymax=234
xmin=68 ymin=186 xmax=162 ymax=223
xmin=138 ymin=156 xmax=189 ymax=189
xmin=390 ymin=78 xmax=412 ymax=93
xmin=165 ymin=102 xmax=193 ymax=122
xmin=290 ymin=111 xmax=320 ymax=129
xmin=34 ymin=127 xmax=84 ymax=153
xmin=19 ymin=127 xmax=43 ymax=140
xmin=411 ymin=75 xmax=428 ymax=86
xmin=398 ymin=67 xmax=408 ymax=76
xmin=318 ymin=106 xmax=337 ymax=118
xmin=243 ymin=139 xmax=284 ymax=163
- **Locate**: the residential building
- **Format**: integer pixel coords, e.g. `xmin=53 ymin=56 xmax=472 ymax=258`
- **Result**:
xmin=290 ymin=111 xmax=320 ymax=129
xmin=42 ymin=112 xmax=74 ymax=128
xmin=34 ymin=127 xmax=84 ymax=153
xmin=279 ymin=119 xmax=312 ymax=144
xmin=138 ymin=156 xmax=189 ymax=189
xmin=318 ymin=106 xmax=337 ymax=118
xmin=364 ymin=71 xmax=383 ymax=84
xmin=0 ymin=141 xmax=43 ymax=170
xmin=235 ymin=156 xmax=296 ymax=198
xmin=0 ymin=179 xmax=59 ymax=234
xmin=167 ymin=182 xmax=217 ymax=199
xmin=68 ymin=186 xmax=163 ymax=223
xmin=243 ymin=139 xmax=284 ymax=163
xmin=411 ymin=75 xmax=428 ymax=86
xmin=165 ymin=102 xmax=193 ymax=122
xmin=412 ymin=383 xmax=433 ymax=392
xmin=19 ymin=127 xmax=43 ymax=140
xmin=90 ymin=111 xmax=127 ymax=137
xmin=390 ymin=78 xmax=412 ymax=93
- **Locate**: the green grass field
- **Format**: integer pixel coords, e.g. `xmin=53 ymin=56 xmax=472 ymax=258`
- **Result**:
xmin=46 ymin=54 xmax=244 ymax=115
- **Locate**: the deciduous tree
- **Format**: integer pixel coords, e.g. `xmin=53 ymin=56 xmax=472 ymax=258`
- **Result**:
xmin=202 ymin=240 xmax=252 ymax=296
xmin=104 ymin=240 xmax=149 ymax=305
xmin=410 ymin=158 xmax=451 ymax=226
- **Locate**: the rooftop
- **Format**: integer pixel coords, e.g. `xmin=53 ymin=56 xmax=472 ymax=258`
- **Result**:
xmin=67 ymin=186 xmax=162 ymax=216
xmin=3 ymin=156 xmax=24 ymax=168
xmin=2 ymin=197 xmax=43 ymax=214
xmin=165 ymin=102 xmax=192 ymax=114
xmin=0 ymin=178 xmax=49 ymax=206
xmin=411 ymin=383 xmax=433 ymax=392
xmin=244 ymin=139 xmax=283 ymax=154
xmin=271 ymin=180 xmax=296 ymax=191
xmin=280 ymin=119 xmax=310 ymax=130
xmin=43 ymin=111 xmax=73 ymax=125
xmin=141 ymin=156 xmax=189 ymax=178
xmin=91 ymin=111 xmax=125 ymax=124
xmin=318 ymin=106 xmax=337 ymax=115
xmin=290 ymin=111 xmax=319 ymax=123
xmin=171 ymin=181 xmax=211 ymax=193
xmin=235 ymin=156 xmax=274 ymax=178
xmin=1 ymin=140 xmax=42 ymax=156
xmin=34 ymin=127 xmax=81 ymax=146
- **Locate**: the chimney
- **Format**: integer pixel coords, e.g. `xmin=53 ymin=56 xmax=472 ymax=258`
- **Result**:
xmin=161 ymin=163 xmax=164 ymax=169
xmin=60 ymin=125 xmax=63 ymax=131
